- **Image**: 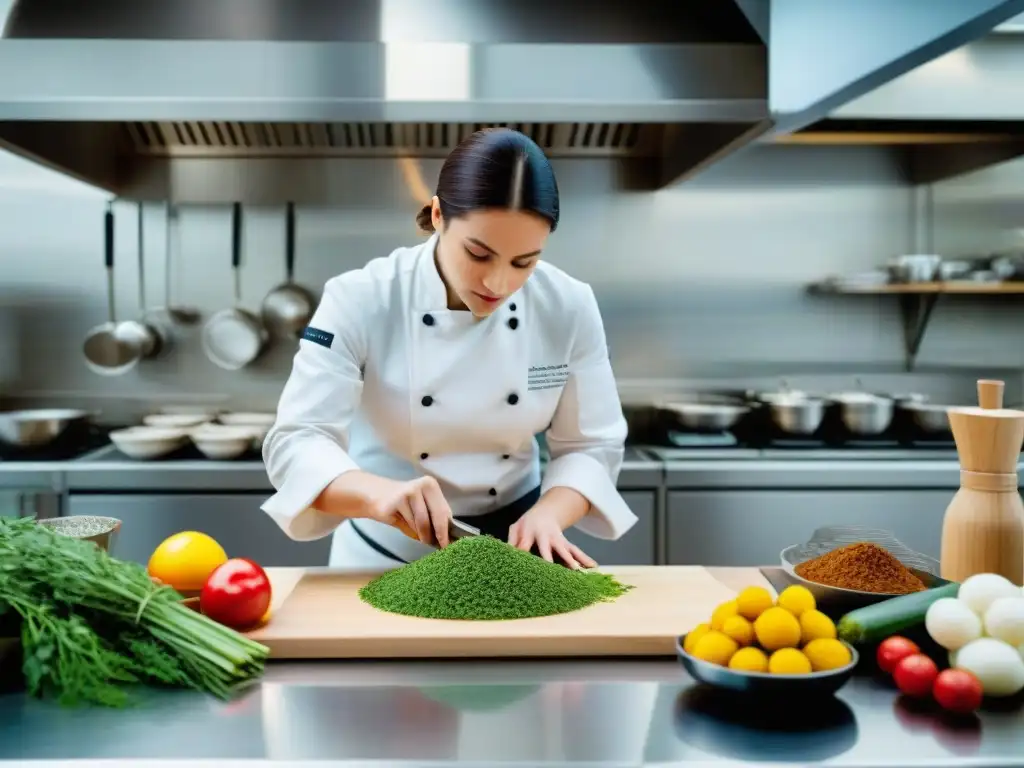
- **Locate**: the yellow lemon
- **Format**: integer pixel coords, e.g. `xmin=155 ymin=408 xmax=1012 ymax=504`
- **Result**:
xmin=768 ymin=648 xmax=813 ymax=675
xmin=147 ymin=531 xmax=228 ymax=592
xmin=803 ymin=639 xmax=852 ymax=672
xmin=735 ymin=586 xmax=774 ymax=621
xmin=754 ymin=607 xmax=803 ymax=651
xmin=799 ymin=609 xmax=837 ymax=644
xmin=710 ymin=599 xmax=739 ymax=631
xmin=721 ymin=615 xmax=755 ymax=647
xmin=683 ymin=623 xmax=711 ymax=655
xmin=777 ymin=585 xmax=816 ymax=617
xmin=692 ymin=631 xmax=739 ymax=666
xmin=728 ymin=646 xmax=769 ymax=673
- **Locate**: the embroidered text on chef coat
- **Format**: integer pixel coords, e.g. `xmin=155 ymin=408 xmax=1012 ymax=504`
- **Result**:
xmin=527 ymin=363 xmax=570 ymax=392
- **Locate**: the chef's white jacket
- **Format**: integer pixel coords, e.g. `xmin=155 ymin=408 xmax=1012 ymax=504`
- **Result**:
xmin=261 ymin=233 xmax=637 ymax=563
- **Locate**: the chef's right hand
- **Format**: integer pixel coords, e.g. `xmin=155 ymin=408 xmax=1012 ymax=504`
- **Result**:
xmin=365 ymin=475 xmax=454 ymax=547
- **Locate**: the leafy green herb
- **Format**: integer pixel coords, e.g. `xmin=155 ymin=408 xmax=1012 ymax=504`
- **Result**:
xmin=0 ymin=516 xmax=269 ymax=707
xmin=359 ymin=535 xmax=632 ymax=620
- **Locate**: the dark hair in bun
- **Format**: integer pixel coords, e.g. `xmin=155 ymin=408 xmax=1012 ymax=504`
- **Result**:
xmin=416 ymin=127 xmax=559 ymax=234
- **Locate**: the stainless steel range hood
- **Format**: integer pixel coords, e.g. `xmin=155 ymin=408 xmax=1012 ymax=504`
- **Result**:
xmin=774 ymin=28 xmax=1024 ymax=184
xmin=0 ymin=0 xmax=1021 ymax=202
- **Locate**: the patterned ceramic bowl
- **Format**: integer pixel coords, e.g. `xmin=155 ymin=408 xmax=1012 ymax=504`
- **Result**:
xmin=780 ymin=526 xmax=953 ymax=615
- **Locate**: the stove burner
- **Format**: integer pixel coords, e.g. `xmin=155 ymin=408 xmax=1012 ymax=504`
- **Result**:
xmin=768 ymin=438 xmax=828 ymax=450
xmin=0 ymin=423 xmax=113 ymax=462
xmin=667 ymin=431 xmax=738 ymax=448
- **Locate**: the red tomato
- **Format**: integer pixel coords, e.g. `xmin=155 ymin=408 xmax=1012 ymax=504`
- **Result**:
xmin=933 ymin=668 xmax=984 ymax=714
xmin=200 ymin=558 xmax=272 ymax=630
xmin=877 ymin=636 xmax=921 ymax=674
xmin=893 ymin=653 xmax=939 ymax=698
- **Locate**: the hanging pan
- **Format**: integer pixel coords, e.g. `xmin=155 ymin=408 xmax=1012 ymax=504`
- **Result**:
xmin=260 ymin=201 xmax=315 ymax=338
xmin=82 ymin=202 xmax=154 ymax=376
xmin=201 ymin=203 xmax=268 ymax=370
xmin=116 ymin=200 xmax=166 ymax=359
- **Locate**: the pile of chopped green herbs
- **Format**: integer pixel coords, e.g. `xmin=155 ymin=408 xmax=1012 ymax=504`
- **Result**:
xmin=0 ymin=516 xmax=269 ymax=708
xmin=359 ymin=535 xmax=632 ymax=620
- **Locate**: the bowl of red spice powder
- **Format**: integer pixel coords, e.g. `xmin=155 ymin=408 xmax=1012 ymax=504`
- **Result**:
xmin=780 ymin=526 xmax=953 ymax=614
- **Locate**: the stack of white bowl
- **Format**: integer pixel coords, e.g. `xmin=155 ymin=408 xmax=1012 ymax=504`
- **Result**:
xmin=108 ymin=423 xmax=194 ymax=459
xmin=192 ymin=412 xmax=275 ymax=459
xmin=108 ymin=409 xmax=276 ymax=461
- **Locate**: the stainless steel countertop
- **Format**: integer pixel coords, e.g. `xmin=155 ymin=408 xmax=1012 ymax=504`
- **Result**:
xmin=0 ymin=445 xmax=664 ymax=491
xmin=1 ymin=657 xmax=1021 ymax=766
xmin=0 ymin=443 xmax=988 ymax=492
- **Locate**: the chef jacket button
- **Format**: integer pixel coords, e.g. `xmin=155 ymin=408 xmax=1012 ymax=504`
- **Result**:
xmin=420 ymin=452 xmax=429 ymax=460
xmin=489 ymin=488 xmax=497 ymax=496
xmin=422 ymin=314 xmax=434 ymax=326
xmin=501 ymin=454 xmax=510 ymax=460
xmin=507 ymin=393 xmax=519 ymax=405
xmin=508 ymin=318 xmax=519 ymax=330
xmin=509 ymin=303 xmax=516 ymax=311
xmin=421 ymin=395 xmax=434 ymax=407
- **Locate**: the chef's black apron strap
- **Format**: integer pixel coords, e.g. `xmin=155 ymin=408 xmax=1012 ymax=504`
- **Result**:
xmin=349 ymin=521 xmax=409 ymax=565
xmin=457 ymin=486 xmax=542 ymax=541
xmin=350 ymin=485 xmax=542 ymax=564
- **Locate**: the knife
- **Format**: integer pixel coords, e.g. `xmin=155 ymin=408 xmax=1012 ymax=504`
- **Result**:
xmin=448 ymin=517 xmax=480 ymax=542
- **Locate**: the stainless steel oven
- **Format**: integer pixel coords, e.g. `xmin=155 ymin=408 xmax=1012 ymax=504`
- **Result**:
xmin=0 ymin=467 xmax=63 ymax=520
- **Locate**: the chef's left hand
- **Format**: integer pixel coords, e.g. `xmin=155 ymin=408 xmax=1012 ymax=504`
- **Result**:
xmin=508 ymin=494 xmax=597 ymax=570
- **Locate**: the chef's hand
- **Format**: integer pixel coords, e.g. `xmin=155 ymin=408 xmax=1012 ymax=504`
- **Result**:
xmin=508 ymin=493 xmax=598 ymax=570
xmin=365 ymin=475 xmax=454 ymax=547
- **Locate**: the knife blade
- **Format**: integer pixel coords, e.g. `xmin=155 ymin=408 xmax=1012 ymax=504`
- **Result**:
xmin=448 ymin=517 xmax=480 ymax=542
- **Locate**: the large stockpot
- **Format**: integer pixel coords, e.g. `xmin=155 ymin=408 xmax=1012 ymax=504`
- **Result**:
xmin=757 ymin=392 xmax=826 ymax=436
xmin=660 ymin=395 xmax=751 ymax=433
xmin=827 ymin=392 xmax=895 ymax=436
xmin=897 ymin=401 xmax=952 ymax=436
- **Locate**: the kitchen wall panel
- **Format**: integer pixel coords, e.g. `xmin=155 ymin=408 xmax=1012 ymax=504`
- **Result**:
xmin=0 ymin=143 xmax=1019 ymax=420
xmin=931 ymin=153 xmax=1024 ymax=257
xmin=927 ymin=153 xmax=1024 ymax=394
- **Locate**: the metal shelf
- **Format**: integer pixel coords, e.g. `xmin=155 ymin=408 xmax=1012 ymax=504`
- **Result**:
xmin=808 ymin=281 xmax=1024 ymax=371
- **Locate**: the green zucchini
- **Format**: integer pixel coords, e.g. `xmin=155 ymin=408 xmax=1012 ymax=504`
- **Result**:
xmin=837 ymin=582 xmax=960 ymax=645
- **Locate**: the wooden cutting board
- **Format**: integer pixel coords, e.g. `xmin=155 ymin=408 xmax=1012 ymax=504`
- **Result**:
xmin=247 ymin=566 xmax=752 ymax=659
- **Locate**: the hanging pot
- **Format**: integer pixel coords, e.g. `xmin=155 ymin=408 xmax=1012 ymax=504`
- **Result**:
xmin=201 ymin=203 xmax=268 ymax=370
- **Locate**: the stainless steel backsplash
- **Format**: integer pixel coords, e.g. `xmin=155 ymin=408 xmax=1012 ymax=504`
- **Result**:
xmin=0 ymin=143 xmax=1021 ymax=421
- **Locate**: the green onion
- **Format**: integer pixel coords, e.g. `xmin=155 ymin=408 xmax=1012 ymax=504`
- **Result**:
xmin=0 ymin=516 xmax=269 ymax=707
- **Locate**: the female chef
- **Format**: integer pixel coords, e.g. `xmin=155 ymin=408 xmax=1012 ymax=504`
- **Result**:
xmin=261 ymin=127 xmax=637 ymax=569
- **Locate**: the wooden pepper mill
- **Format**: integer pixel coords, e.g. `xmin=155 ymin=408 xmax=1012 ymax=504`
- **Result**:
xmin=940 ymin=379 xmax=1024 ymax=585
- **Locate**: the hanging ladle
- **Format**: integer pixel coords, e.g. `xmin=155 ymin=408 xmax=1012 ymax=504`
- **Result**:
xmin=158 ymin=202 xmax=201 ymax=326
xmin=82 ymin=202 xmax=153 ymax=376
xmin=116 ymin=201 xmax=165 ymax=358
